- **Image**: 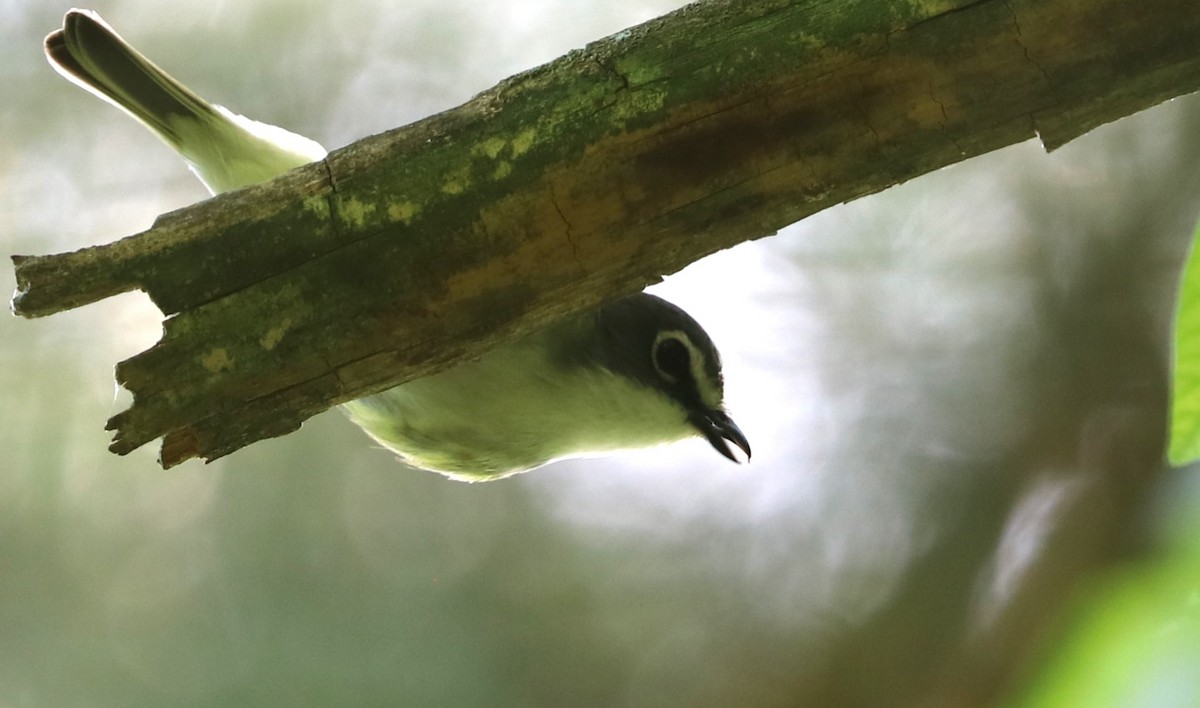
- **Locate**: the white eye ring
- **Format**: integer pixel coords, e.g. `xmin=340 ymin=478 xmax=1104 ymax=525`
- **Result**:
xmin=652 ymin=330 xmax=693 ymax=383
xmin=652 ymin=329 xmax=724 ymax=409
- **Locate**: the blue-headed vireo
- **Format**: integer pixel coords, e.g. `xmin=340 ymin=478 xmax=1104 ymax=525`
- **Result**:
xmin=45 ymin=10 xmax=751 ymax=480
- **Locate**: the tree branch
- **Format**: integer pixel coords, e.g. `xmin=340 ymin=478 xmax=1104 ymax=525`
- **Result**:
xmin=11 ymin=0 xmax=1200 ymax=467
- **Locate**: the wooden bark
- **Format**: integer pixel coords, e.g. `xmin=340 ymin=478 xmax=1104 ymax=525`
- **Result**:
xmin=10 ymin=0 xmax=1200 ymax=467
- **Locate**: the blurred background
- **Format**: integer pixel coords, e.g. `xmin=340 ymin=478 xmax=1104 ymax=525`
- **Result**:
xmin=3 ymin=1 xmax=1199 ymax=706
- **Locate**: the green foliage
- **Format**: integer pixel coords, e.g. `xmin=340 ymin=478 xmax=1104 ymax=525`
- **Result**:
xmin=1012 ymin=499 xmax=1200 ymax=708
xmin=1170 ymin=218 xmax=1200 ymax=464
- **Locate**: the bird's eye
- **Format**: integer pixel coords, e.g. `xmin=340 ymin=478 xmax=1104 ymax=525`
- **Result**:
xmin=652 ymin=335 xmax=691 ymax=384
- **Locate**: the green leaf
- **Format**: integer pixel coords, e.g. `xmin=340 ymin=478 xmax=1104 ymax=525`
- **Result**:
xmin=1168 ymin=217 xmax=1200 ymax=465
xmin=1012 ymin=552 xmax=1200 ymax=708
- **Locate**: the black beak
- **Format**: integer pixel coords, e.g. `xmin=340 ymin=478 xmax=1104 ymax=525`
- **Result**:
xmin=690 ymin=409 xmax=751 ymax=463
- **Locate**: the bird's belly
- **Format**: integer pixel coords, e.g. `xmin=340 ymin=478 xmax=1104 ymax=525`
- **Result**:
xmin=341 ymin=350 xmax=691 ymax=480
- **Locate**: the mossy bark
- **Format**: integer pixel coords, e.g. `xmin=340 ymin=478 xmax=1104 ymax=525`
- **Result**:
xmin=11 ymin=0 xmax=1200 ymax=466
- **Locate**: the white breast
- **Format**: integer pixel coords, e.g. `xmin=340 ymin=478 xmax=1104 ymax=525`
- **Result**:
xmin=341 ymin=334 xmax=694 ymax=480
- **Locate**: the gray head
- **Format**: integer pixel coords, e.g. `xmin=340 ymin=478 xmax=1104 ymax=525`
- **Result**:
xmin=587 ymin=293 xmax=751 ymax=462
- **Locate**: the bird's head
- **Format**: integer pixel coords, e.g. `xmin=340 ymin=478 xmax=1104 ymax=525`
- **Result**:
xmin=595 ymin=294 xmax=751 ymax=463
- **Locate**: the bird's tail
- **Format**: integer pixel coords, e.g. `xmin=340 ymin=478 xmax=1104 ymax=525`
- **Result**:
xmin=46 ymin=10 xmax=220 ymax=155
xmin=45 ymin=9 xmax=326 ymax=194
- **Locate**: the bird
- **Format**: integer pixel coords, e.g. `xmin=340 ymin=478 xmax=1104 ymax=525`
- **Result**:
xmin=44 ymin=9 xmax=751 ymax=481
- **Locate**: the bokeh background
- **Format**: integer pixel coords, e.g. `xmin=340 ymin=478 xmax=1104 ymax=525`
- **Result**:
xmin=3 ymin=1 xmax=1199 ymax=706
